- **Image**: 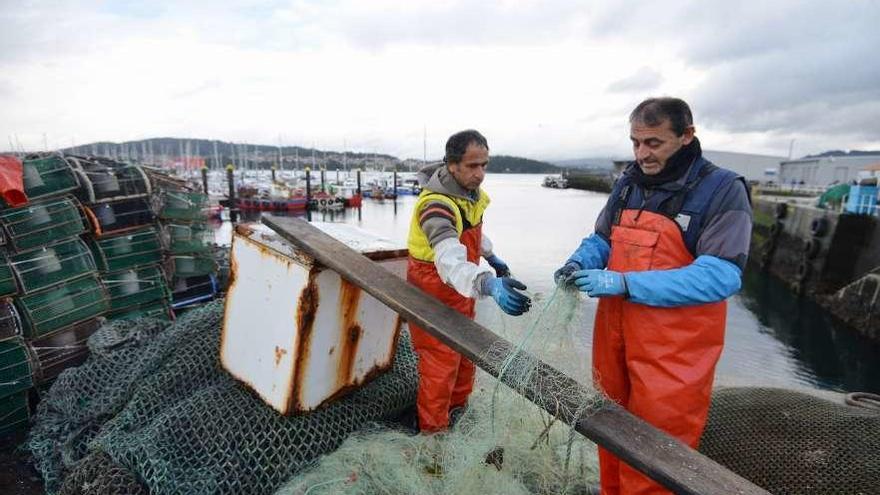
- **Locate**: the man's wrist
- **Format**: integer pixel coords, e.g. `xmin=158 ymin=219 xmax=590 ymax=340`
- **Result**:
xmin=478 ymin=273 xmax=496 ymax=296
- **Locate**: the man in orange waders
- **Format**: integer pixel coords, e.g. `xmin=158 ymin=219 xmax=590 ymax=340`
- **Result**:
xmin=554 ymin=98 xmax=752 ymax=494
xmin=407 ymin=129 xmax=532 ymax=433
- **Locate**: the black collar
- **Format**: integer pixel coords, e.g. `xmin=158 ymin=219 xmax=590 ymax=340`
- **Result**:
xmin=631 ymin=137 xmax=702 ymax=188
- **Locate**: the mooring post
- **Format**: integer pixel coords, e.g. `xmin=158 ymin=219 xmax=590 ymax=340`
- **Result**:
xmin=201 ymin=166 xmax=209 ymax=195
xmin=305 ymin=167 xmax=312 ymax=222
xmin=226 ymin=164 xmax=237 ymax=223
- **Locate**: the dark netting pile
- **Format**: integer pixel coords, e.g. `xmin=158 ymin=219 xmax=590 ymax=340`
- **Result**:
xmin=27 ymin=300 xmax=418 ymax=494
xmin=700 ymin=387 xmax=880 ymax=495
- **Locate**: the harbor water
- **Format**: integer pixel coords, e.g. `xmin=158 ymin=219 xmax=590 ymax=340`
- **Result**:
xmin=215 ymin=173 xmax=880 ymax=395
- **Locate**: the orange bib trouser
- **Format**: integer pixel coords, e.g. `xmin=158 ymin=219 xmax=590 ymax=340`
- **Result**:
xmin=594 ymin=210 xmax=726 ymax=495
xmin=407 ymin=224 xmax=482 ymax=433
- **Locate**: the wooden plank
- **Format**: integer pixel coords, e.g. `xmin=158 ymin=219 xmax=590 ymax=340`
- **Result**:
xmin=262 ymin=215 xmax=770 ymax=495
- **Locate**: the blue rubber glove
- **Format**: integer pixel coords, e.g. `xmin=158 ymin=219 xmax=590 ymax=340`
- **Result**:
xmin=485 ymin=254 xmax=511 ymax=278
xmin=553 ymin=261 xmax=581 ymax=287
xmin=486 ymin=277 xmax=531 ymax=316
xmin=571 ymin=269 xmax=627 ymax=297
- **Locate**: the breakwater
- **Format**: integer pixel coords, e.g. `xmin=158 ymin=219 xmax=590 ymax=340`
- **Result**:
xmin=563 ymin=170 xmax=613 ymax=193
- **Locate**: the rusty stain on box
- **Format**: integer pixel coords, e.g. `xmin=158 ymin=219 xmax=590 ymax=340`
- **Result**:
xmin=220 ymin=222 xmax=408 ymax=415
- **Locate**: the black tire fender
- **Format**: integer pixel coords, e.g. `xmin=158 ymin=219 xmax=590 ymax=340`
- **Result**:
xmin=775 ymin=202 xmax=788 ymax=219
xmin=810 ymin=217 xmax=829 ymax=237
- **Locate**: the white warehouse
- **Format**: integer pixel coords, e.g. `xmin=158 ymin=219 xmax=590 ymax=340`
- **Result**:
xmin=779 ymin=155 xmax=880 ymax=186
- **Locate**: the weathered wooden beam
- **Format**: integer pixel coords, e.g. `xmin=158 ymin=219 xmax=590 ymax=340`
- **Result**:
xmin=262 ymin=215 xmax=769 ymax=495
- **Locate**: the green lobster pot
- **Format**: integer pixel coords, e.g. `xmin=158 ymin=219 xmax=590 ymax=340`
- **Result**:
xmin=0 ymin=258 xmax=16 ymax=297
xmin=83 ymin=197 xmax=155 ymax=237
xmin=0 ymin=390 xmax=30 ymax=436
xmin=0 ymin=298 xmax=22 ymax=340
xmin=21 ymin=155 xmax=80 ymax=201
xmin=8 ymin=238 xmax=97 ymax=294
xmin=159 ymin=191 xmax=209 ymax=222
xmin=16 ymin=274 xmax=110 ymax=338
xmin=163 ymin=223 xmax=212 ymax=254
xmin=29 ymin=317 xmax=103 ymax=383
xmin=168 ymin=255 xmax=217 ymax=278
xmin=108 ymin=299 xmax=174 ymax=322
xmin=103 ymin=264 xmax=170 ymax=312
xmin=70 ymin=158 xmax=151 ymax=203
xmin=89 ymin=227 xmax=162 ymax=272
xmin=0 ymin=197 xmax=86 ymax=252
xmin=0 ymin=337 xmax=34 ymax=397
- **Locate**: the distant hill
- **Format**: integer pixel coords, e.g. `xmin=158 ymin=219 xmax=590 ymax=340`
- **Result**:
xmin=489 ymin=155 xmax=561 ymax=174
xmin=65 ymin=137 xmax=397 ymax=162
xmin=57 ymin=137 xmax=557 ymax=174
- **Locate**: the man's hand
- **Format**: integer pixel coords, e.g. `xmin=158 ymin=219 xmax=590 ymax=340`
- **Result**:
xmin=485 ymin=254 xmax=510 ymax=277
xmin=553 ymin=262 xmax=580 ymax=287
xmin=487 ymin=277 xmax=531 ymax=316
xmin=571 ymin=270 xmax=627 ymax=297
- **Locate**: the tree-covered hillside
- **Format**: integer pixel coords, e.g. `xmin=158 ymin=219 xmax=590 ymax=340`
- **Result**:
xmin=489 ymin=155 xmax=561 ymax=174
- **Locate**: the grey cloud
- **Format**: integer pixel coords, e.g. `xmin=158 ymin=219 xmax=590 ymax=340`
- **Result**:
xmin=584 ymin=1 xmax=880 ymax=145
xmin=0 ymin=2 xmax=119 ymax=64
xmin=607 ymin=67 xmax=662 ymax=93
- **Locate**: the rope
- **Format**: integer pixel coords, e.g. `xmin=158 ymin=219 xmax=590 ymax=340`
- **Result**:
xmin=845 ymin=392 xmax=880 ymax=411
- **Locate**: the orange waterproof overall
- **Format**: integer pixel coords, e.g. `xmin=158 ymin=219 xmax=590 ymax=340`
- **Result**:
xmin=594 ymin=209 xmax=726 ymax=495
xmin=407 ymin=225 xmax=482 ymax=432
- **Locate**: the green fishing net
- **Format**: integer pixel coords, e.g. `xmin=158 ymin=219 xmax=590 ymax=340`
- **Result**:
xmin=28 ymin=300 xmax=418 ymax=494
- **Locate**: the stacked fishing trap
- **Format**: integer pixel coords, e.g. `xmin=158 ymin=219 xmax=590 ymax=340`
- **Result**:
xmin=0 ymin=152 xmax=220 ymax=438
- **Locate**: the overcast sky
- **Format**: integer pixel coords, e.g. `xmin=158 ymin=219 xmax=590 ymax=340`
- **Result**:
xmin=1 ymin=0 xmax=878 ymax=161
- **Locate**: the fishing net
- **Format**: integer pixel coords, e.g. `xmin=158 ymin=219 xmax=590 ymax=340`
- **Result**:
xmin=24 ymin=272 xmax=880 ymax=495
xmin=699 ymin=387 xmax=880 ymax=495
xmin=28 ymin=300 xmax=419 ymax=495
xmin=279 ymin=287 xmax=605 ymax=495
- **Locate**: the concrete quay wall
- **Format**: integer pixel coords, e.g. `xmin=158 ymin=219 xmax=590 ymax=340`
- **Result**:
xmin=751 ymin=196 xmax=880 ymax=341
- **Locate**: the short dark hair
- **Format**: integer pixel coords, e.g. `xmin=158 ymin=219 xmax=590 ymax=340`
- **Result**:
xmin=444 ymin=129 xmax=489 ymax=164
xmin=629 ymin=97 xmax=693 ymax=136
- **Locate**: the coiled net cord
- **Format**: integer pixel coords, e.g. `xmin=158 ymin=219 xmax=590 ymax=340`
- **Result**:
xmin=845 ymin=392 xmax=880 ymax=412
xmin=489 ymin=283 xmax=562 ymax=435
